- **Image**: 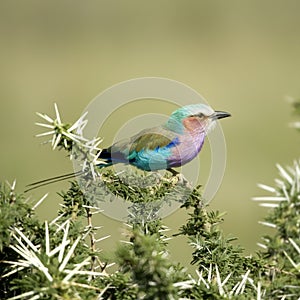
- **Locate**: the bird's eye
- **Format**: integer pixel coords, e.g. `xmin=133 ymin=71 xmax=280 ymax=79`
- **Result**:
xmin=190 ymin=113 xmax=204 ymax=118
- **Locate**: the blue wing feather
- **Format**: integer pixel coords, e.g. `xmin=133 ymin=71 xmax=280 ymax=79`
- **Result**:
xmin=127 ymin=136 xmax=180 ymax=171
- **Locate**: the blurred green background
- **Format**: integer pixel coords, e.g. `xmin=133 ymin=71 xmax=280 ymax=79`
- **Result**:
xmin=1 ymin=0 xmax=300 ymax=269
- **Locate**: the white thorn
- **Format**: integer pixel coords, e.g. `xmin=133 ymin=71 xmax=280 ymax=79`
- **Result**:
xmin=276 ymin=164 xmax=293 ymax=185
xmin=32 ymin=193 xmax=48 ymax=210
xmin=54 ymin=103 xmax=61 ymax=124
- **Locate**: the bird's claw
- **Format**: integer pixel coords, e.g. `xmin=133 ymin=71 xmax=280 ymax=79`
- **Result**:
xmin=171 ymin=173 xmax=192 ymax=188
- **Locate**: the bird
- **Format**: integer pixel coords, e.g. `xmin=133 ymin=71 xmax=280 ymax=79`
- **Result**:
xmin=26 ymin=104 xmax=230 ymax=191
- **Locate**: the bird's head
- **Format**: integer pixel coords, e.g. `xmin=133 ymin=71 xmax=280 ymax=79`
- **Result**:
xmin=165 ymin=104 xmax=231 ymax=134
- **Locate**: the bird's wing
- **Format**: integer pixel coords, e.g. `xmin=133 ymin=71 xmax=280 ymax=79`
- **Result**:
xmin=130 ymin=132 xmax=175 ymax=152
xmin=106 ymin=127 xmax=179 ymax=162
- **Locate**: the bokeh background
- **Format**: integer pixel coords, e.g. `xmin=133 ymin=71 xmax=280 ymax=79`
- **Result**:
xmin=1 ymin=0 xmax=300 ymax=270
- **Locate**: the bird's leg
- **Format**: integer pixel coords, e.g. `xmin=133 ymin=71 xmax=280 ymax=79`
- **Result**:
xmin=166 ymin=168 xmax=191 ymax=187
xmin=167 ymin=168 xmax=179 ymax=177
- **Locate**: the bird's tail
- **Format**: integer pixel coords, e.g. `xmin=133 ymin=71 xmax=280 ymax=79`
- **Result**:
xmin=24 ymin=170 xmax=85 ymax=192
xmin=25 ymin=149 xmax=112 ymax=192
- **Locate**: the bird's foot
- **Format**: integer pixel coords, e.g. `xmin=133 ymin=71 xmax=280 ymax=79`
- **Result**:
xmin=175 ymin=173 xmax=192 ymax=188
xmin=167 ymin=168 xmax=192 ymax=188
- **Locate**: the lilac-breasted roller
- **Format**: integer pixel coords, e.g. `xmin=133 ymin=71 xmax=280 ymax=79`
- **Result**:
xmin=99 ymin=104 xmax=230 ymax=173
xmin=26 ymin=104 xmax=230 ymax=191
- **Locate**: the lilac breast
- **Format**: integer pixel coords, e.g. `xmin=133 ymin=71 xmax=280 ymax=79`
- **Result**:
xmin=167 ymin=132 xmax=206 ymax=168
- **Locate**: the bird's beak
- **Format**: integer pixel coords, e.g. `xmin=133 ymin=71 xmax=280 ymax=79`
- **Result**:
xmin=210 ymin=111 xmax=231 ymax=120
